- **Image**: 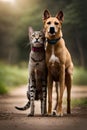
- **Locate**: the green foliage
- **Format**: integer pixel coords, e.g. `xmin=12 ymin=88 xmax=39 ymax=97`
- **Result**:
xmin=0 ymin=62 xmax=28 ymax=94
xmin=73 ymin=67 xmax=87 ymax=85
xmin=72 ymin=98 xmax=87 ymax=107
xmin=0 ymin=62 xmax=87 ymax=94
xmin=0 ymin=82 xmax=8 ymax=94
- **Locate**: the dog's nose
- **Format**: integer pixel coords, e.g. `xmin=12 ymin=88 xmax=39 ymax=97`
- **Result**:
xmin=49 ymin=27 xmax=55 ymax=34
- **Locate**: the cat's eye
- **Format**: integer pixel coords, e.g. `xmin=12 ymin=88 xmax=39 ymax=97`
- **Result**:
xmin=32 ymin=34 xmax=35 ymax=37
xmin=55 ymin=22 xmax=59 ymax=25
xmin=39 ymin=34 xmax=42 ymax=37
xmin=47 ymin=21 xmax=51 ymax=25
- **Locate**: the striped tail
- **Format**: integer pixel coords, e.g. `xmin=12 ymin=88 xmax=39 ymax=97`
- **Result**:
xmin=15 ymin=101 xmax=30 ymax=111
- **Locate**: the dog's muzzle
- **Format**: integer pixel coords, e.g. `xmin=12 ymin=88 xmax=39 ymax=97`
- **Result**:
xmin=49 ymin=27 xmax=55 ymax=34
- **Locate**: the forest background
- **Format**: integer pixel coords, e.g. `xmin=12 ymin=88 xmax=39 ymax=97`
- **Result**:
xmin=0 ymin=0 xmax=87 ymax=94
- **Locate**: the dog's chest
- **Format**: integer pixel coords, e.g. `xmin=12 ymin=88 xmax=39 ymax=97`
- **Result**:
xmin=49 ymin=46 xmax=60 ymax=65
xmin=47 ymin=46 xmax=61 ymax=81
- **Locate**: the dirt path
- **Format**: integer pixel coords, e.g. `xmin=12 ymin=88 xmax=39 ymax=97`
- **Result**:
xmin=0 ymin=85 xmax=87 ymax=130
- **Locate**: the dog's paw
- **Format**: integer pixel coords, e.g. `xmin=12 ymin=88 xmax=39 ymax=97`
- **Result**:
xmin=52 ymin=110 xmax=57 ymax=116
xmin=57 ymin=111 xmax=63 ymax=117
xmin=47 ymin=112 xmax=53 ymax=117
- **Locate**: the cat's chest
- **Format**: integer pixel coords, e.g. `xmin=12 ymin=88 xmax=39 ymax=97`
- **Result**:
xmin=29 ymin=51 xmax=45 ymax=69
xmin=32 ymin=52 xmax=43 ymax=58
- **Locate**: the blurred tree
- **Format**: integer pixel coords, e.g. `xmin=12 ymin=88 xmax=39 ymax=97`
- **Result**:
xmin=0 ymin=2 xmax=18 ymax=63
xmin=64 ymin=0 xmax=87 ymax=67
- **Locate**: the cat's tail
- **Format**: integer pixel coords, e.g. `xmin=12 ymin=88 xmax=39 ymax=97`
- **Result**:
xmin=15 ymin=101 xmax=30 ymax=111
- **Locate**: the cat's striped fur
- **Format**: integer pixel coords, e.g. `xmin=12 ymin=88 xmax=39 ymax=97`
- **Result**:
xmin=15 ymin=27 xmax=47 ymax=116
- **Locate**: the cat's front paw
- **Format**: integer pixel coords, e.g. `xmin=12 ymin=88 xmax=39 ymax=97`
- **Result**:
xmin=28 ymin=113 xmax=34 ymax=117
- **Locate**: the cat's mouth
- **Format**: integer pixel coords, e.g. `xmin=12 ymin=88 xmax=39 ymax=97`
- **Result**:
xmin=34 ymin=39 xmax=41 ymax=43
xmin=33 ymin=42 xmax=43 ymax=47
xmin=34 ymin=41 xmax=40 ymax=43
xmin=33 ymin=40 xmax=43 ymax=46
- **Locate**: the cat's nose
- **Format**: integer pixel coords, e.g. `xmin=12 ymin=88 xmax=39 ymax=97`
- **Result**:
xmin=36 ymin=38 xmax=39 ymax=42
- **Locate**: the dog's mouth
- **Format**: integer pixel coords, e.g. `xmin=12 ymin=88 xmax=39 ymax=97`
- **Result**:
xmin=48 ymin=27 xmax=56 ymax=36
xmin=48 ymin=32 xmax=56 ymax=36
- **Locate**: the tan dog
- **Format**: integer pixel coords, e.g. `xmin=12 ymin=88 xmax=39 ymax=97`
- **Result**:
xmin=43 ymin=10 xmax=73 ymax=116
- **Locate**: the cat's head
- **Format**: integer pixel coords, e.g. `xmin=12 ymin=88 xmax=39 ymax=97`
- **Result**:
xmin=28 ymin=27 xmax=45 ymax=47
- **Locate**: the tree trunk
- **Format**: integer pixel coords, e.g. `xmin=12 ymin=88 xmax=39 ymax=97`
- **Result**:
xmin=75 ymin=34 xmax=85 ymax=68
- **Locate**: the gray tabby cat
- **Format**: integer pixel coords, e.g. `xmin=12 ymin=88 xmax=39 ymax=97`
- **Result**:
xmin=15 ymin=27 xmax=47 ymax=116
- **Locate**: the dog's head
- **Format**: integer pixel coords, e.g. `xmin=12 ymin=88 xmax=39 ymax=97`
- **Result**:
xmin=42 ymin=10 xmax=64 ymax=38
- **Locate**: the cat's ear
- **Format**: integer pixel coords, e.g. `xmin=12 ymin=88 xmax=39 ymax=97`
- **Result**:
xmin=40 ymin=29 xmax=44 ymax=35
xmin=28 ymin=26 xmax=34 ymax=38
xmin=41 ymin=28 xmax=45 ymax=34
xmin=40 ymin=28 xmax=46 ymax=38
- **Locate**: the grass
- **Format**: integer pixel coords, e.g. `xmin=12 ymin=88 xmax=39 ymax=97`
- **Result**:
xmin=71 ymin=98 xmax=87 ymax=107
xmin=0 ymin=63 xmax=87 ymax=94
xmin=0 ymin=82 xmax=7 ymax=94
xmin=73 ymin=67 xmax=87 ymax=85
xmin=0 ymin=62 xmax=28 ymax=94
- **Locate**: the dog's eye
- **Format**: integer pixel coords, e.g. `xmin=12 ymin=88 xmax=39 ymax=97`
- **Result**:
xmin=55 ymin=22 xmax=59 ymax=25
xmin=47 ymin=21 xmax=51 ymax=25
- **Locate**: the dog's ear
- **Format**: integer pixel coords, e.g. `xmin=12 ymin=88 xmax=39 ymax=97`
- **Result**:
xmin=56 ymin=11 xmax=64 ymax=23
xmin=42 ymin=9 xmax=51 ymax=21
xmin=28 ymin=26 xmax=34 ymax=38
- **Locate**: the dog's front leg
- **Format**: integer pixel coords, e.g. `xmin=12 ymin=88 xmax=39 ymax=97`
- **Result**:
xmin=53 ymin=82 xmax=59 ymax=115
xmin=48 ymin=74 xmax=53 ymax=115
xmin=57 ymin=64 xmax=65 ymax=116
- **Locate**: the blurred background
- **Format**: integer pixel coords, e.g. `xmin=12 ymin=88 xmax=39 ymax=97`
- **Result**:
xmin=0 ymin=0 xmax=87 ymax=94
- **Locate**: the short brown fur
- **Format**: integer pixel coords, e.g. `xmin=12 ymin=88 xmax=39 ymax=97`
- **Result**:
xmin=43 ymin=10 xmax=73 ymax=116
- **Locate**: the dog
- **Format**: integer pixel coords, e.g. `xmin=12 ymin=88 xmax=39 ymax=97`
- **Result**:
xmin=42 ymin=10 xmax=73 ymax=116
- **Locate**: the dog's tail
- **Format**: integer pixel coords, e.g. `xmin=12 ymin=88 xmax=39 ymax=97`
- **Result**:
xmin=15 ymin=101 xmax=30 ymax=111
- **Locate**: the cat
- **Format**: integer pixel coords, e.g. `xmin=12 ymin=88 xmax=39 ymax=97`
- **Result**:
xmin=15 ymin=27 xmax=47 ymax=116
